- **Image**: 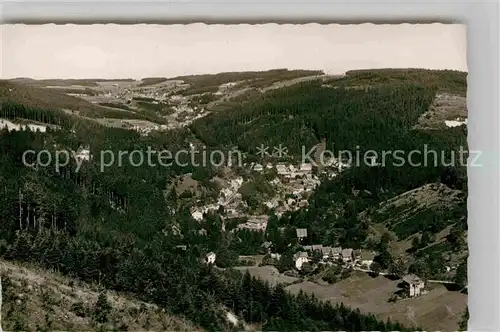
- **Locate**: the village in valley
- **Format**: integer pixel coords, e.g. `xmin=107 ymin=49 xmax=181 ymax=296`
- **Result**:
xmin=176 ymin=125 xmax=468 ymax=330
xmin=1 ymin=70 xmax=469 ymax=332
xmin=179 ymin=144 xmax=465 ymax=312
xmin=0 ymin=18 xmax=476 ymax=332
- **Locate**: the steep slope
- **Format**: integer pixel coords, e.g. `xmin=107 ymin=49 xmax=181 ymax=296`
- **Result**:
xmin=0 ymin=259 xmax=201 ymax=332
xmin=363 ymin=182 xmax=466 ymax=240
xmin=190 ymin=81 xmax=435 ymax=157
xmin=360 ymin=182 xmax=468 ymax=280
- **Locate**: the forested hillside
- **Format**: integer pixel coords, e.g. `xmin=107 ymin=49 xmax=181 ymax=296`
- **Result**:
xmin=191 ymin=82 xmax=435 ymax=156
xmin=173 ymin=69 xmax=323 ymax=95
xmin=0 ymin=81 xmax=154 ymax=121
xmin=0 ymin=68 xmax=467 ymax=331
xmin=334 ymin=69 xmax=467 ymax=96
xmin=1 ymin=99 xmax=417 ymax=331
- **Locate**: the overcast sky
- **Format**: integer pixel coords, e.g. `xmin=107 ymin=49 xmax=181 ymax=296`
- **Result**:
xmin=1 ymin=23 xmax=467 ymax=79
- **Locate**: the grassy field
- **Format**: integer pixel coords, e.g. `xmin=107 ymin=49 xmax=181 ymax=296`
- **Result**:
xmin=233 ymin=265 xmax=299 ymax=287
xmin=230 ymin=265 xmax=466 ymax=330
xmin=285 ymin=271 xmax=466 ymax=331
xmin=174 ymin=69 xmax=323 ymax=96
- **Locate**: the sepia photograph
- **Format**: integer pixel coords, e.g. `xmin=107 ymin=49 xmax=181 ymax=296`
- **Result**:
xmin=1 ymin=23 xmax=468 ymax=331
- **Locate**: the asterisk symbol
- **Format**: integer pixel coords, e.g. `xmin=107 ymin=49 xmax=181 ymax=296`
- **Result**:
xmin=273 ymin=144 xmax=288 ymax=158
xmin=256 ymin=144 xmax=270 ymax=158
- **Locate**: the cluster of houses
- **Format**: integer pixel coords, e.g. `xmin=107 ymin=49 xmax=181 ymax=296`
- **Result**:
xmin=201 ymin=242 xmax=425 ymax=299
xmin=263 ymin=236 xmax=426 ymax=298
xmin=120 ymin=119 xmax=168 ymax=135
xmin=292 ymin=245 xmax=376 ymax=271
xmin=248 ymin=159 xmax=353 ymax=179
xmin=191 ymin=177 xmax=244 ymax=221
xmin=247 ymin=162 xmax=315 ymax=178
xmin=188 ymin=165 xmax=321 ymax=232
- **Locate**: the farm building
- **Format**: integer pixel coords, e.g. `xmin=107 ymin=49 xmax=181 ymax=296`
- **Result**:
xmin=357 ymin=250 xmax=376 ymax=267
xmin=402 ymin=274 xmax=425 ymax=297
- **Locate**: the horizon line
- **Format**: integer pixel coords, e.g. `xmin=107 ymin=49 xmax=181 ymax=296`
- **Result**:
xmin=1 ymin=67 xmax=468 ymax=81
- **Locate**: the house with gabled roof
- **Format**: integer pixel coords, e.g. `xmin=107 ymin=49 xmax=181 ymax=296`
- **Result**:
xmin=402 ymin=274 xmax=425 ymax=297
xmin=296 ymin=228 xmax=308 ymax=240
xmin=341 ymin=248 xmax=355 ymax=262
xmin=311 ymin=244 xmax=323 ymax=252
xmin=321 ymin=246 xmax=332 ymax=259
xmin=331 ymin=247 xmax=342 ymax=257
xmin=357 ymin=250 xmax=376 ymax=267
xmin=253 ymin=163 xmax=264 ymax=172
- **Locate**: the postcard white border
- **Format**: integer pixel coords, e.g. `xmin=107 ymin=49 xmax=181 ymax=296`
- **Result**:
xmin=1 ymin=1 xmax=499 ymax=331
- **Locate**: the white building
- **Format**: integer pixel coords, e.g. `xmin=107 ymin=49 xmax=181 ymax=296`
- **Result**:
xmin=0 ymin=119 xmax=47 ymax=133
xmin=403 ymin=274 xmax=425 ymax=297
xmin=191 ymin=210 xmax=204 ymax=221
xmin=299 ymin=163 xmax=313 ymax=173
xmin=294 ymin=252 xmax=309 ymax=270
xmin=205 ymin=252 xmax=217 ymax=264
xmin=253 ymin=163 xmax=264 ymax=172
xmin=75 ymin=146 xmax=91 ymax=162
xmin=270 ymin=253 xmax=282 ymax=260
xmin=276 ymin=163 xmax=288 ymax=176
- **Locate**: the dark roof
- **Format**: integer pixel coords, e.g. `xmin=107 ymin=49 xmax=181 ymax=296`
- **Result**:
xmin=359 ymin=250 xmax=376 ymax=260
xmin=296 ymin=228 xmax=308 ymax=238
xmin=311 ymin=244 xmax=323 ymax=251
xmin=341 ymin=248 xmax=353 ymax=258
xmin=321 ymin=246 xmax=332 ymax=254
xmin=331 ymin=247 xmax=342 ymax=255
xmin=403 ymin=274 xmax=422 ymax=284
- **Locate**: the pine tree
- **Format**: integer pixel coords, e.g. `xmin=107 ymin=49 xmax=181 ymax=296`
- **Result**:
xmin=92 ymin=291 xmax=112 ymax=324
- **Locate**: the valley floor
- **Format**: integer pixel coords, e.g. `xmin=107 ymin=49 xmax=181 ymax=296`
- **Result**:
xmin=235 ymin=265 xmax=466 ymax=332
